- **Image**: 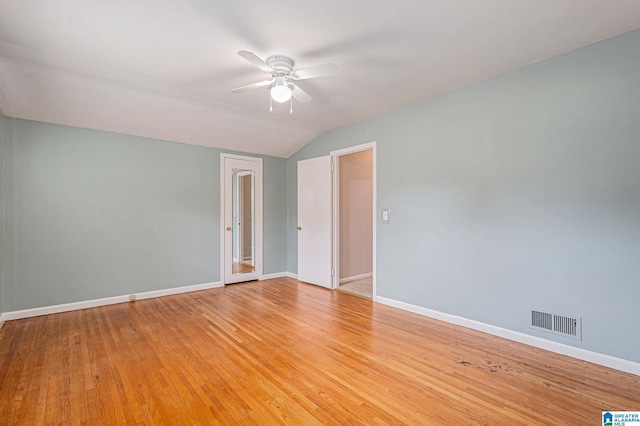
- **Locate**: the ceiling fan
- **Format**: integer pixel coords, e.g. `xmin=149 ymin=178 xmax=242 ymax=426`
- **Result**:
xmin=231 ymin=50 xmax=338 ymax=112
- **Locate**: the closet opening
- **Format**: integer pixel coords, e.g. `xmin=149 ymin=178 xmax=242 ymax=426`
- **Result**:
xmin=331 ymin=142 xmax=376 ymax=299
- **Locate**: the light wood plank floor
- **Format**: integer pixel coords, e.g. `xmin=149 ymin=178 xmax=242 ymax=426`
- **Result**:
xmin=0 ymin=277 xmax=638 ymax=425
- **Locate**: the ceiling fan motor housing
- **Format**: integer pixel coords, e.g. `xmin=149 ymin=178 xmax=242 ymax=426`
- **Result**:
xmin=266 ymin=55 xmax=294 ymax=75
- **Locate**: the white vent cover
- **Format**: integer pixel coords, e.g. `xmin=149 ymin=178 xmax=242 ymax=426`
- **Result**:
xmin=531 ymin=310 xmax=582 ymax=340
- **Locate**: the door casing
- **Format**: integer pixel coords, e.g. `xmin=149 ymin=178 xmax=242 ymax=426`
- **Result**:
xmin=220 ymin=153 xmax=263 ymax=284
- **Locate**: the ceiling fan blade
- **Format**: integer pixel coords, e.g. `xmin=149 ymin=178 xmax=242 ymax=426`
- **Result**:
xmin=293 ymin=63 xmax=338 ymax=80
xmin=291 ymin=84 xmax=312 ymax=103
xmin=237 ymin=50 xmax=274 ymax=73
xmin=231 ymin=79 xmax=273 ymax=93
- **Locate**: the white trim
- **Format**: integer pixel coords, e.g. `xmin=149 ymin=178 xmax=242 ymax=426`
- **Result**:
xmin=260 ymin=272 xmax=288 ymax=280
xmin=332 ymin=155 xmax=340 ymax=289
xmin=339 ymin=272 xmax=373 ymax=283
xmin=220 ymin=155 xmax=226 ymax=285
xmin=286 ymin=272 xmax=298 ymax=280
xmin=372 ymin=145 xmax=377 ymax=301
xmin=2 ymin=281 xmax=222 ymax=321
xmin=377 ymin=296 xmax=640 ymax=377
xmin=330 ymin=141 xmax=377 ymax=299
xmin=330 ymin=142 xmax=376 ymax=157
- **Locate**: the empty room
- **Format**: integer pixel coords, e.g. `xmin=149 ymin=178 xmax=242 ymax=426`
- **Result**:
xmin=1 ymin=1 xmax=639 ymax=424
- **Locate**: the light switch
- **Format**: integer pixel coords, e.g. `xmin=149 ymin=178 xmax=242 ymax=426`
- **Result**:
xmin=382 ymin=208 xmax=390 ymax=223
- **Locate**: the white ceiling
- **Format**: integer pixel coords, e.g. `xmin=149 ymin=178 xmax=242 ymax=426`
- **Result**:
xmin=1 ymin=1 xmax=640 ymax=158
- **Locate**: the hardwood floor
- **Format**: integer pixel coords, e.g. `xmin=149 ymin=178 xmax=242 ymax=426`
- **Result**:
xmin=0 ymin=277 xmax=638 ymax=425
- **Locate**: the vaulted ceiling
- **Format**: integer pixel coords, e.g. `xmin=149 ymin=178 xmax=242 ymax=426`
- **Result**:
xmin=1 ymin=1 xmax=640 ymax=157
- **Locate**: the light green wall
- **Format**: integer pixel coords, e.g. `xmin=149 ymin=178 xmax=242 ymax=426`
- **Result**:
xmin=0 ymin=114 xmax=4 ymax=315
xmin=287 ymin=29 xmax=640 ymax=363
xmin=262 ymin=156 xmax=288 ymax=273
xmin=1 ymin=117 xmax=287 ymax=311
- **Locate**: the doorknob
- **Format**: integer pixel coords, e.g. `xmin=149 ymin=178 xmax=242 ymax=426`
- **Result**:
xmin=226 ymin=227 xmax=232 ymax=231
xmin=297 ymin=226 xmax=302 ymax=231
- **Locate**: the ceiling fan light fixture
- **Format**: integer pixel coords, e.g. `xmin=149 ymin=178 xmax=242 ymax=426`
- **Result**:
xmin=232 ymin=51 xmax=337 ymax=107
xmin=271 ymin=83 xmax=292 ymax=103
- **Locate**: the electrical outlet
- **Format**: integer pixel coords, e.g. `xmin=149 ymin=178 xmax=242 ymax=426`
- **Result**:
xmin=382 ymin=208 xmax=390 ymax=223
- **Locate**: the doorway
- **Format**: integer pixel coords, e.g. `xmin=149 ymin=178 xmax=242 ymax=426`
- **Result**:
xmin=296 ymin=142 xmax=376 ymax=298
xmin=331 ymin=142 xmax=376 ymax=299
xmin=221 ymin=153 xmax=263 ymax=284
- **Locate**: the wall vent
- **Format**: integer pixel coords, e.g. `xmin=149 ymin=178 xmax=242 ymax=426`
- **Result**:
xmin=531 ymin=310 xmax=582 ymax=340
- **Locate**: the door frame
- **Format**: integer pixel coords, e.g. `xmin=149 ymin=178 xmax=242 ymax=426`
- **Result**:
xmin=330 ymin=141 xmax=377 ymax=299
xmin=220 ymin=153 xmax=263 ymax=284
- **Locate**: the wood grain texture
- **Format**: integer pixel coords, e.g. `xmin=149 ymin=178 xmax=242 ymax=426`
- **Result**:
xmin=0 ymin=277 xmax=638 ymax=425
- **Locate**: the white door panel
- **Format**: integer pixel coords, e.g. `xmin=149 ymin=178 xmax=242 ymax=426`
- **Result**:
xmin=298 ymin=156 xmax=332 ymax=288
xmin=221 ymin=155 xmax=262 ymax=284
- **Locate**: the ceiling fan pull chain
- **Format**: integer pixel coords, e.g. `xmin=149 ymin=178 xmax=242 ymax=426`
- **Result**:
xmin=290 ymin=97 xmax=293 ymax=114
xmin=269 ymin=94 xmax=273 ymax=112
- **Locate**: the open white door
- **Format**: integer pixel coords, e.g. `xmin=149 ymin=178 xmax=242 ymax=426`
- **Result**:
xmin=298 ymin=156 xmax=332 ymax=288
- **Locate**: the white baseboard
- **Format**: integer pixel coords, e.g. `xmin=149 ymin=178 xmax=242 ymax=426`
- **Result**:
xmin=2 ymin=281 xmax=222 ymax=321
xmin=260 ymin=272 xmax=288 ymax=280
xmin=339 ymin=272 xmax=372 ymax=284
xmin=377 ymin=296 xmax=640 ymax=377
xmin=286 ymin=272 xmax=298 ymax=280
